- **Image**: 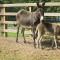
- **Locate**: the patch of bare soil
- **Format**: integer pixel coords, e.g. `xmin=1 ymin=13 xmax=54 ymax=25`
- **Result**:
xmin=0 ymin=37 xmax=60 ymax=60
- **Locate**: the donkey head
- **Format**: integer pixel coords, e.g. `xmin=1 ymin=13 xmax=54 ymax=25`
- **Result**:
xmin=37 ymin=2 xmax=45 ymax=8
xmin=36 ymin=2 xmax=45 ymax=22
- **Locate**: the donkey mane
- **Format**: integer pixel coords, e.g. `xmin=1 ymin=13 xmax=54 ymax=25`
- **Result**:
xmin=17 ymin=9 xmax=30 ymax=16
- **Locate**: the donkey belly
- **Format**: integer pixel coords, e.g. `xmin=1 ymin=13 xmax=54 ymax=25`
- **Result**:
xmin=46 ymin=27 xmax=54 ymax=35
xmin=20 ymin=18 xmax=34 ymax=27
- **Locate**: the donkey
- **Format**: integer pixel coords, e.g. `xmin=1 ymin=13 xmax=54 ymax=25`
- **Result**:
xmin=35 ymin=2 xmax=60 ymax=49
xmin=16 ymin=2 xmax=45 ymax=48
xmin=35 ymin=22 xmax=58 ymax=49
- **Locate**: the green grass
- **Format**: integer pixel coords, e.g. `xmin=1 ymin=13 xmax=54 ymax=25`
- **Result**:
xmin=7 ymin=32 xmax=31 ymax=38
xmin=0 ymin=32 xmax=23 ymax=37
xmin=8 ymin=32 xmax=22 ymax=37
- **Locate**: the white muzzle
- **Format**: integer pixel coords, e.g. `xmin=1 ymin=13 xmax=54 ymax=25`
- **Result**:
xmin=40 ymin=16 xmax=44 ymax=21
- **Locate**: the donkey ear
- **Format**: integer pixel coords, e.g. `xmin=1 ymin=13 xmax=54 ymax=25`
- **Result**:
xmin=36 ymin=2 xmax=41 ymax=8
xmin=42 ymin=2 xmax=45 ymax=6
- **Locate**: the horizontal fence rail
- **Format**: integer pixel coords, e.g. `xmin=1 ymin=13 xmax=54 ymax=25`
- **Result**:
xmin=0 ymin=12 xmax=17 ymax=16
xmin=0 ymin=12 xmax=60 ymax=16
xmin=0 ymin=2 xmax=60 ymax=37
xmin=0 ymin=2 xmax=60 ymax=7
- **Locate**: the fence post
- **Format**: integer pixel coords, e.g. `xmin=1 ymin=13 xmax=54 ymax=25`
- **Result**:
xmin=0 ymin=7 xmax=3 ymax=36
xmin=1 ymin=7 xmax=7 ymax=37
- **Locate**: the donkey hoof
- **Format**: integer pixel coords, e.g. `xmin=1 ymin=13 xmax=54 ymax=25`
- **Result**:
xmin=52 ymin=47 xmax=57 ymax=50
xmin=34 ymin=46 xmax=36 ymax=48
xmin=24 ymin=41 xmax=26 ymax=43
xmin=16 ymin=40 xmax=19 ymax=43
xmin=54 ymin=47 xmax=57 ymax=49
xmin=38 ymin=46 xmax=42 ymax=49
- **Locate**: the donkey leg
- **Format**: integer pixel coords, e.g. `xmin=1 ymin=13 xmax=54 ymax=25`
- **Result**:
xmin=52 ymin=35 xmax=57 ymax=49
xmin=16 ymin=24 xmax=20 ymax=42
xmin=36 ymin=34 xmax=42 ymax=49
xmin=54 ymin=35 xmax=57 ymax=49
xmin=21 ymin=28 xmax=26 ymax=43
xmin=35 ymin=35 xmax=40 ymax=48
xmin=38 ymin=36 xmax=42 ymax=49
xmin=52 ymin=39 xmax=55 ymax=48
xmin=32 ymin=27 xmax=36 ymax=48
xmin=35 ymin=27 xmax=42 ymax=49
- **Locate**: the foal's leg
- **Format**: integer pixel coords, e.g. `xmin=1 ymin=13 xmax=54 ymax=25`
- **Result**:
xmin=32 ymin=27 xmax=36 ymax=48
xmin=36 ymin=34 xmax=40 ymax=48
xmin=54 ymin=27 xmax=57 ymax=48
xmin=21 ymin=28 xmax=26 ymax=43
xmin=54 ymin=34 xmax=57 ymax=48
xmin=38 ymin=36 xmax=42 ymax=49
xmin=36 ymin=33 xmax=42 ymax=49
xmin=35 ymin=26 xmax=42 ymax=49
xmin=52 ymin=34 xmax=57 ymax=49
xmin=16 ymin=24 xmax=20 ymax=42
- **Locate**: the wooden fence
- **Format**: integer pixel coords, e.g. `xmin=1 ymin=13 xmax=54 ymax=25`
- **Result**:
xmin=0 ymin=2 xmax=60 ymax=37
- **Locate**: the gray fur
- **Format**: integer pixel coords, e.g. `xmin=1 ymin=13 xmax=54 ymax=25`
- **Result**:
xmin=16 ymin=2 xmax=45 ymax=48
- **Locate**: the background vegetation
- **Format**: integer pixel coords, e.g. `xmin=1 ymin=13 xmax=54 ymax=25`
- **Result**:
xmin=0 ymin=0 xmax=60 ymax=13
xmin=0 ymin=0 xmax=60 ymax=22
xmin=0 ymin=0 xmax=60 ymax=3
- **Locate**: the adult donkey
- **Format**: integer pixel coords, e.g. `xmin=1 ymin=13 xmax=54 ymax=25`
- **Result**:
xmin=35 ymin=2 xmax=60 ymax=49
xmin=16 ymin=2 xmax=45 ymax=48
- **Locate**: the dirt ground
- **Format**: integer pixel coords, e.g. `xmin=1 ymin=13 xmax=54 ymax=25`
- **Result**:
xmin=0 ymin=37 xmax=60 ymax=60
